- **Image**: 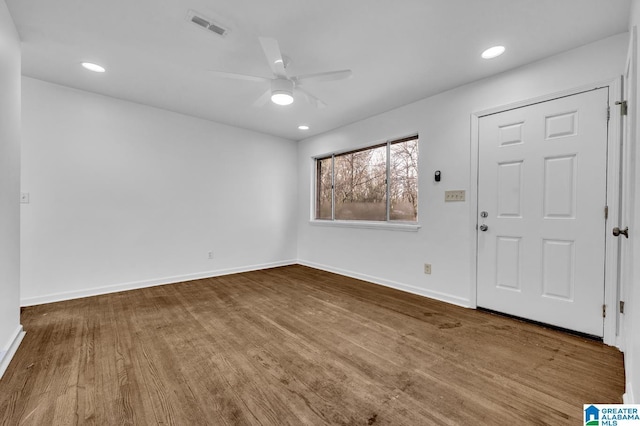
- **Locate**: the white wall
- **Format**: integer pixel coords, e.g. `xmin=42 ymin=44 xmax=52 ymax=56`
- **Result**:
xmin=0 ymin=0 xmax=23 ymax=378
xmin=20 ymin=77 xmax=298 ymax=304
xmin=624 ymin=0 xmax=640 ymax=404
xmin=297 ymin=33 xmax=628 ymax=306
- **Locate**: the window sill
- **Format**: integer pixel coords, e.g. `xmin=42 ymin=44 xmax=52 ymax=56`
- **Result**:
xmin=309 ymin=220 xmax=421 ymax=232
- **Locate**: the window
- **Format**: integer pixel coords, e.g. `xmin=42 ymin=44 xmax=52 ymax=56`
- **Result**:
xmin=315 ymin=135 xmax=418 ymax=222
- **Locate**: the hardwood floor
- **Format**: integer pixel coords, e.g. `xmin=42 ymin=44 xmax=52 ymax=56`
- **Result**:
xmin=0 ymin=265 xmax=624 ymax=425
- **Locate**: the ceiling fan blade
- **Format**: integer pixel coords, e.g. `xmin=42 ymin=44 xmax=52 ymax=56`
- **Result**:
xmin=259 ymin=37 xmax=287 ymax=77
xmin=293 ymin=69 xmax=353 ymax=84
xmin=297 ymin=87 xmax=327 ymax=109
xmin=252 ymin=89 xmax=272 ymax=107
xmin=208 ymin=70 xmax=269 ymax=83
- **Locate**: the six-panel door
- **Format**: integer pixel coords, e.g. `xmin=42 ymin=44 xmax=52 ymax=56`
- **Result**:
xmin=477 ymin=88 xmax=609 ymax=337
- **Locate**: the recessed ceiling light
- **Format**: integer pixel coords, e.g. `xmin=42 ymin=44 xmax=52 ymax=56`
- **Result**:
xmin=481 ymin=46 xmax=505 ymax=59
xmin=298 ymin=125 xmax=309 ymax=130
xmin=81 ymin=62 xmax=106 ymax=73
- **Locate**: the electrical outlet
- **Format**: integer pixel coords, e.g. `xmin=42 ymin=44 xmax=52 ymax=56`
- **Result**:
xmin=445 ymin=190 xmax=465 ymax=202
xmin=424 ymin=263 xmax=431 ymax=274
xmin=208 ymin=251 xmax=214 ymax=259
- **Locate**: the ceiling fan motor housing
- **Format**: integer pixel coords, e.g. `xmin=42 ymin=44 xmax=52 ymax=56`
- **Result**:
xmin=271 ymin=78 xmax=294 ymax=95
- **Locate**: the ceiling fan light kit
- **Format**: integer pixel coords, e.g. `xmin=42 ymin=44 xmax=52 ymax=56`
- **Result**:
xmin=270 ymin=78 xmax=294 ymax=106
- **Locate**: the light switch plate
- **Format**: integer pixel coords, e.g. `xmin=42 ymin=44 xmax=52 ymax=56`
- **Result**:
xmin=445 ymin=190 xmax=465 ymax=202
xmin=20 ymin=192 xmax=30 ymax=204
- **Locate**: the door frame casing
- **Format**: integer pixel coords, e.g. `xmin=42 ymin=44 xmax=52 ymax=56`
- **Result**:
xmin=469 ymin=79 xmax=622 ymax=346
xmin=617 ymin=26 xmax=637 ymax=355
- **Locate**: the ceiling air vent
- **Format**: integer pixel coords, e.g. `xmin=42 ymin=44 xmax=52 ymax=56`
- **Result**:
xmin=187 ymin=10 xmax=228 ymax=37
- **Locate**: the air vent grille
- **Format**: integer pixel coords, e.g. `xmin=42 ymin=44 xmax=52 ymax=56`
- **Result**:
xmin=187 ymin=10 xmax=228 ymax=37
xmin=191 ymin=15 xmax=209 ymax=28
xmin=207 ymin=22 xmax=226 ymax=36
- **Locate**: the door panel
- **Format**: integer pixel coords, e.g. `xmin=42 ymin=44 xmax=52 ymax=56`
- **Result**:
xmin=477 ymin=88 xmax=609 ymax=337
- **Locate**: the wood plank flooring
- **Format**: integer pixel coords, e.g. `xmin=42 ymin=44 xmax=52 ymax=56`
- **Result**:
xmin=0 ymin=265 xmax=625 ymax=425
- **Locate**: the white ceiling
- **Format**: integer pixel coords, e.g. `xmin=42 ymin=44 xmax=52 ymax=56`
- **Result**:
xmin=6 ymin=0 xmax=631 ymax=141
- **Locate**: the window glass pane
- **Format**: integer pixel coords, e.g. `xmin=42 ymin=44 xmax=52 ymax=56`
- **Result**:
xmin=389 ymin=138 xmax=418 ymax=221
xmin=315 ymin=157 xmax=333 ymax=220
xmin=334 ymin=145 xmax=387 ymax=221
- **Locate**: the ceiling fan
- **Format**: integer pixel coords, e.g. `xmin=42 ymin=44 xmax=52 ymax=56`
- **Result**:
xmin=210 ymin=37 xmax=352 ymax=108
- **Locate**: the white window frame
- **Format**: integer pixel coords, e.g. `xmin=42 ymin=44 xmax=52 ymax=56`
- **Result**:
xmin=311 ymin=135 xmax=420 ymax=232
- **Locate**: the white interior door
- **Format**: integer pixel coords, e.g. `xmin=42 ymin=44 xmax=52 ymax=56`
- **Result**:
xmin=477 ymin=88 xmax=609 ymax=337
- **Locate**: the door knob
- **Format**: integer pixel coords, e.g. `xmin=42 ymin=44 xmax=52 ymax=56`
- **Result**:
xmin=479 ymin=224 xmax=488 ymax=232
xmin=613 ymin=227 xmax=629 ymax=238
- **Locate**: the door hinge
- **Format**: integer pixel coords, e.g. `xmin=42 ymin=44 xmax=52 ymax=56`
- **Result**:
xmin=602 ymin=304 xmax=606 ymax=318
xmin=620 ymin=300 xmax=625 ymax=314
xmin=605 ymin=205 xmax=609 ymax=220
xmin=607 ymin=106 xmax=611 ymax=121
xmin=616 ymin=100 xmax=628 ymax=116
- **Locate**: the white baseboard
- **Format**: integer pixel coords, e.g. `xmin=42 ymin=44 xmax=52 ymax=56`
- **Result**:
xmin=21 ymin=258 xmax=471 ymax=310
xmin=0 ymin=325 xmax=25 ymax=380
xmin=298 ymin=259 xmax=471 ymax=308
xmin=21 ymin=260 xmax=297 ymax=306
